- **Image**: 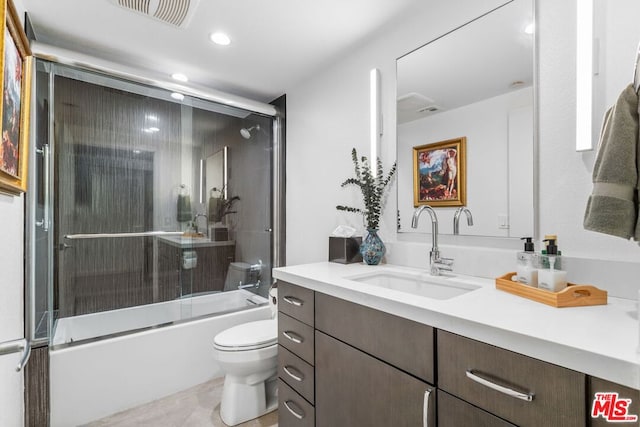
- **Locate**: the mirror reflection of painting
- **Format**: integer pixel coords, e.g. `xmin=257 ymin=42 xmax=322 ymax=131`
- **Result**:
xmin=413 ymin=137 xmax=466 ymax=207
xmin=1 ymin=27 xmax=22 ymax=178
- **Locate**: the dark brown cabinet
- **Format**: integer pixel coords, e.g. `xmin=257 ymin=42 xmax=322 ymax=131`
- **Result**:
xmin=277 ymin=279 xmax=634 ymax=427
xmin=438 ymin=391 xmax=516 ymax=427
xmin=438 ymin=330 xmax=585 ymax=427
xmin=277 ymin=281 xmax=316 ymax=427
xmin=157 ymin=240 xmax=234 ymax=300
xmin=588 ymin=376 xmax=640 ymax=426
xmin=315 ymin=330 xmax=435 ymax=427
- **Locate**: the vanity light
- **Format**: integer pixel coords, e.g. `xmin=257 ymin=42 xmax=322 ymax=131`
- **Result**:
xmin=576 ymin=0 xmax=594 ymax=151
xmin=370 ymin=68 xmax=382 ymax=176
xmin=171 ymin=73 xmax=189 ymax=82
xmin=210 ymin=32 xmax=231 ymax=46
xmin=171 ymin=92 xmax=185 ymax=101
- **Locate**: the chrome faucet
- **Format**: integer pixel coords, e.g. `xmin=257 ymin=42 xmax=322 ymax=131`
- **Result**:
xmin=193 ymin=214 xmax=209 ymax=237
xmin=411 ymin=205 xmax=454 ymax=275
xmin=453 ymin=207 xmax=474 ymax=235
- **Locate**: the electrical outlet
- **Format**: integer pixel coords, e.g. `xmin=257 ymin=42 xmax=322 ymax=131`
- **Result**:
xmin=498 ymin=214 xmax=509 ymax=229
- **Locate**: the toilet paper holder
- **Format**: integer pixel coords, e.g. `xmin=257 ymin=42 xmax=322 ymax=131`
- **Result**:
xmin=182 ymin=250 xmax=197 ymax=269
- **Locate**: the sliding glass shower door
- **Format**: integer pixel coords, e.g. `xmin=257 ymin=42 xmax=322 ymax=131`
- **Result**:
xmin=26 ymin=59 xmax=280 ymax=347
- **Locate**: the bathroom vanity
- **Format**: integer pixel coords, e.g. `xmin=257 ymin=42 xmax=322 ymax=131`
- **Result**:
xmin=156 ymin=236 xmax=235 ymax=298
xmin=274 ymin=262 xmax=639 ymax=427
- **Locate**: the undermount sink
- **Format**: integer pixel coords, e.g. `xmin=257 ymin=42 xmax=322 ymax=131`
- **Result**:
xmin=347 ymin=269 xmax=480 ymax=300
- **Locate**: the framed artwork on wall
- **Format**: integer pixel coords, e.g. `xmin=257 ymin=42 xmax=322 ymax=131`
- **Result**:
xmin=0 ymin=0 xmax=32 ymax=195
xmin=413 ymin=137 xmax=466 ymax=207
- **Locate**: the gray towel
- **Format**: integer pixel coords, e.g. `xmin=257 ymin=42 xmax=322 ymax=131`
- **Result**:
xmin=177 ymin=194 xmax=192 ymax=222
xmin=584 ymin=84 xmax=639 ymax=240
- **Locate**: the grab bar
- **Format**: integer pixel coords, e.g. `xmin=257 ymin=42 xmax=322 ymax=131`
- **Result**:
xmin=0 ymin=338 xmax=31 ymax=372
xmin=64 ymin=231 xmax=184 ymax=240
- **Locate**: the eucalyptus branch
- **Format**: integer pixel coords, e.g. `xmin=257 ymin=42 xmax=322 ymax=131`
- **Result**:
xmin=336 ymin=148 xmax=397 ymax=230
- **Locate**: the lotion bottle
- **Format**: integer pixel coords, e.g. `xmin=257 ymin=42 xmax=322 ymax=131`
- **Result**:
xmin=516 ymin=237 xmax=538 ymax=287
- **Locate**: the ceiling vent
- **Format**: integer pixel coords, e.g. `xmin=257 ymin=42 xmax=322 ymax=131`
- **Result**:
xmin=110 ymin=0 xmax=200 ymax=28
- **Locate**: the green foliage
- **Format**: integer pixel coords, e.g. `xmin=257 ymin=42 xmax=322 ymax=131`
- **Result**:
xmin=336 ymin=148 xmax=397 ymax=230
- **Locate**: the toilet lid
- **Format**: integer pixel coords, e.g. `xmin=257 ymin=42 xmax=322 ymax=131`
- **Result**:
xmin=214 ymin=319 xmax=277 ymax=351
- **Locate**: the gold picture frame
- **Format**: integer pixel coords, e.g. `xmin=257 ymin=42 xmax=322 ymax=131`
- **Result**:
xmin=0 ymin=0 xmax=32 ymax=195
xmin=413 ymin=137 xmax=466 ymax=207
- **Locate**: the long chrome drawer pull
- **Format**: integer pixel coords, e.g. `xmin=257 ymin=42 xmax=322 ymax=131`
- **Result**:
xmin=284 ymin=400 xmax=305 ymax=419
xmin=282 ymin=331 xmax=303 ymax=344
xmin=423 ymin=388 xmax=432 ymax=427
xmin=466 ymin=370 xmax=534 ymax=402
xmin=283 ymin=365 xmax=304 ymax=382
xmin=283 ymin=296 xmax=303 ymax=307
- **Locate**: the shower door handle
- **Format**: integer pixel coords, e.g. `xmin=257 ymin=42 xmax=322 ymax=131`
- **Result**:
xmin=35 ymin=145 xmax=50 ymax=231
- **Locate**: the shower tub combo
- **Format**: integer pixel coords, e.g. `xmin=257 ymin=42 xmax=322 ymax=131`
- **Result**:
xmin=50 ymin=290 xmax=271 ymax=427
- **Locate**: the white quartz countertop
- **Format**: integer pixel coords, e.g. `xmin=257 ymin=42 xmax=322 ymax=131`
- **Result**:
xmin=273 ymin=262 xmax=640 ymax=389
xmin=157 ymin=235 xmax=235 ymax=249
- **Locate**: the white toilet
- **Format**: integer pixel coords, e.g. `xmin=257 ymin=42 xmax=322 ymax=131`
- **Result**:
xmin=213 ymin=287 xmax=278 ymax=425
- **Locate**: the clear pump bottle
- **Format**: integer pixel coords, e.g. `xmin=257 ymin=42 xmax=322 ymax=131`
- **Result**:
xmin=538 ymin=238 xmax=567 ymax=292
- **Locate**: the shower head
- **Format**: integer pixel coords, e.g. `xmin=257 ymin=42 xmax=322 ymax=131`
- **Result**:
xmin=240 ymin=124 xmax=260 ymax=140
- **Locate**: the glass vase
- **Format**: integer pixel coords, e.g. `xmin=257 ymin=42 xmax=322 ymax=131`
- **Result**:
xmin=360 ymin=228 xmax=386 ymax=265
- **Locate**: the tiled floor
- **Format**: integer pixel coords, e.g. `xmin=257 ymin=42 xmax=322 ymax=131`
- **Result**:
xmin=83 ymin=377 xmax=278 ymax=427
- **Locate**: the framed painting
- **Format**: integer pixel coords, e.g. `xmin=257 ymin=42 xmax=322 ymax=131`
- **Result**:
xmin=0 ymin=0 xmax=32 ymax=195
xmin=413 ymin=137 xmax=466 ymax=207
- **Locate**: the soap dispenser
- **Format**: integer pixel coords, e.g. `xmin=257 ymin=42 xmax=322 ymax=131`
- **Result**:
xmin=516 ymin=237 xmax=538 ymax=287
xmin=538 ymin=238 xmax=567 ymax=292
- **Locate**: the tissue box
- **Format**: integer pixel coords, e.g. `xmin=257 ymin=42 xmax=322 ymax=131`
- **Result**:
xmin=210 ymin=226 xmax=229 ymax=241
xmin=329 ymin=236 xmax=362 ymax=264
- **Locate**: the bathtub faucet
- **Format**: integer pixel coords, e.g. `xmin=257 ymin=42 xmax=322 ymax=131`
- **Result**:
xmin=411 ymin=205 xmax=454 ymax=275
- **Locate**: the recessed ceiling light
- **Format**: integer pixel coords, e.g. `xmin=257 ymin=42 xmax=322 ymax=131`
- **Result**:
xmin=142 ymin=127 xmax=160 ymax=133
xmin=171 ymin=73 xmax=189 ymax=82
xmin=171 ymin=92 xmax=185 ymax=101
xmin=210 ymin=32 xmax=231 ymax=46
xmin=524 ymin=23 xmax=534 ymax=35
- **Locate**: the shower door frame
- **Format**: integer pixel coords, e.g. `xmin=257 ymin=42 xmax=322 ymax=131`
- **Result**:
xmin=25 ymin=54 xmax=286 ymax=348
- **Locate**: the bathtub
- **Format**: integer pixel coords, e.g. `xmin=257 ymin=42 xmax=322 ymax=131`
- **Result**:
xmin=50 ymin=289 xmax=272 ymax=427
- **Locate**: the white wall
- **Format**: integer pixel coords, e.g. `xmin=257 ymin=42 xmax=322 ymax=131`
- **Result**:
xmin=286 ymin=0 xmax=640 ymax=298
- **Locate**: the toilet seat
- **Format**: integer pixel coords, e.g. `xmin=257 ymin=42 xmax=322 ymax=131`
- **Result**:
xmin=214 ymin=319 xmax=277 ymax=351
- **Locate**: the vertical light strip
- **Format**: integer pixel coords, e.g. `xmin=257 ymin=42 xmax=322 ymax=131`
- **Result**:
xmin=223 ymin=146 xmax=228 ymax=199
xmin=576 ymin=0 xmax=594 ymax=151
xmin=199 ymin=159 xmax=204 ymax=203
xmin=370 ymin=68 xmax=382 ymax=174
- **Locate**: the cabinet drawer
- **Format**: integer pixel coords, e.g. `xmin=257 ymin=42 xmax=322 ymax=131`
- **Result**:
xmin=279 ymin=379 xmax=315 ymax=427
xmin=589 ymin=376 xmax=640 ymax=426
xmin=278 ymin=312 xmax=314 ymax=365
xmin=438 ymin=331 xmax=585 ymax=427
xmin=315 ymin=292 xmax=434 ymax=383
xmin=438 ymin=391 xmax=516 ymax=427
xmin=278 ymin=345 xmax=315 ymax=404
xmin=278 ymin=281 xmax=314 ymax=326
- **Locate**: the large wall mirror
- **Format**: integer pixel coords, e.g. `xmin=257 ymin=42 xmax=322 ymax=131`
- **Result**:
xmin=585 ymin=0 xmax=640 ymax=149
xmin=396 ymin=0 xmax=535 ymax=238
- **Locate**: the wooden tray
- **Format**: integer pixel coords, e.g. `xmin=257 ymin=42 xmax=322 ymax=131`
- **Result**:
xmin=495 ymin=272 xmax=608 ymax=308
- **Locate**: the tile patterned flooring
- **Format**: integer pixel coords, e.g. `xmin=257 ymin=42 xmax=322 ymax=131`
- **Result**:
xmin=83 ymin=377 xmax=278 ymax=427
